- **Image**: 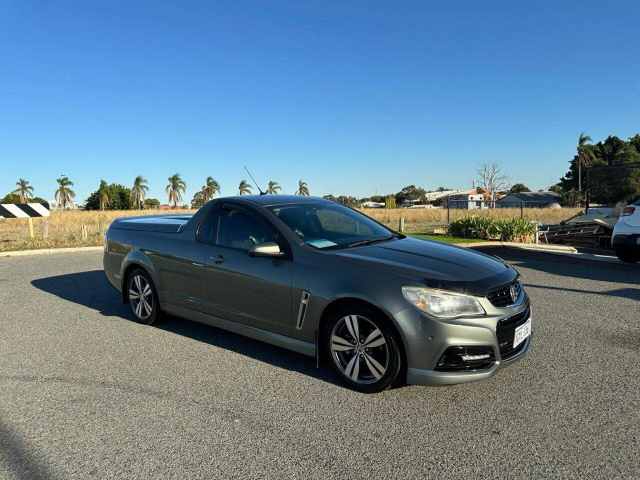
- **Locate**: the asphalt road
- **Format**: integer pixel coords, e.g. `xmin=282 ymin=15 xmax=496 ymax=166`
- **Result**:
xmin=0 ymin=248 xmax=638 ymax=479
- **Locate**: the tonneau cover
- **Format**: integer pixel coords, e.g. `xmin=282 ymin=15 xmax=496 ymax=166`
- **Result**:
xmin=111 ymin=215 xmax=192 ymax=233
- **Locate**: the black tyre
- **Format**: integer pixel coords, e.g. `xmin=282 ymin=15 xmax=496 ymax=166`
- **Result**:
xmin=615 ymin=246 xmax=640 ymax=263
xmin=324 ymin=306 xmax=403 ymax=393
xmin=126 ymin=268 xmax=161 ymax=325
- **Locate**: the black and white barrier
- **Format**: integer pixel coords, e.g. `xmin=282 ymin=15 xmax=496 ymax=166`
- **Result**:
xmin=0 ymin=203 xmax=50 ymax=219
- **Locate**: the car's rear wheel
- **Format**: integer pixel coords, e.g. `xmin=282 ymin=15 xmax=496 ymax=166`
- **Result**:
xmin=127 ymin=269 xmax=160 ymax=325
xmin=325 ymin=307 xmax=402 ymax=393
xmin=615 ymin=246 xmax=640 ymax=263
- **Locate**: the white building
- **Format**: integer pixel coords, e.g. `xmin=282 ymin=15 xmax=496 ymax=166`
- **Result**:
xmin=361 ymin=201 xmax=385 ymax=208
xmin=444 ymin=191 xmax=488 ymax=209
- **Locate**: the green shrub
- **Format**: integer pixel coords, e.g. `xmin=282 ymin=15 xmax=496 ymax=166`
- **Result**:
xmin=449 ymin=216 xmax=536 ymax=242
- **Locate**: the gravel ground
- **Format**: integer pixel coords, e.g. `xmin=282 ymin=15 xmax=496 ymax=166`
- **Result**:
xmin=0 ymin=249 xmax=638 ymax=479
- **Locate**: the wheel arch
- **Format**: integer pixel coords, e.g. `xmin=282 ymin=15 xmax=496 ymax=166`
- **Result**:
xmin=316 ymin=297 xmax=407 ymax=374
xmin=120 ymin=256 xmax=159 ymax=304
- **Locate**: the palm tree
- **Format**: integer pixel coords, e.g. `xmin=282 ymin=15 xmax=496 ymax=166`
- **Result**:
xmin=202 ymin=177 xmax=221 ymax=201
xmin=266 ymin=180 xmax=281 ymax=195
xmin=577 ymin=132 xmax=595 ymax=193
xmin=12 ymin=178 xmax=34 ymax=203
xmin=130 ymin=176 xmax=149 ymax=209
xmin=166 ymin=173 xmax=187 ymax=208
xmin=98 ymin=180 xmax=110 ymax=211
xmin=191 ymin=190 xmax=206 ymax=209
xmin=238 ymin=180 xmax=252 ymax=195
xmin=295 ymin=180 xmax=309 ymax=196
xmin=55 ymin=176 xmax=75 ymax=209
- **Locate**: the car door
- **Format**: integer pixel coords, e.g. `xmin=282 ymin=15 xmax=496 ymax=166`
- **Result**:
xmin=199 ymin=204 xmax=294 ymax=336
xmin=184 ymin=205 xmax=225 ymax=314
xmin=151 ymin=230 xmax=207 ymax=311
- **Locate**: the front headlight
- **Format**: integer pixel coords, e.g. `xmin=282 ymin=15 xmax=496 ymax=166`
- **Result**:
xmin=402 ymin=286 xmax=486 ymax=319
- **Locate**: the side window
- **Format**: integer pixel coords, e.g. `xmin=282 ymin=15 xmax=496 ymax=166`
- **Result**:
xmin=217 ymin=208 xmax=279 ymax=251
xmin=196 ymin=209 xmax=219 ymax=245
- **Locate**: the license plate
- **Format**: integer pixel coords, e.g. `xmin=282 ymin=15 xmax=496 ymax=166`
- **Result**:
xmin=513 ymin=318 xmax=532 ymax=348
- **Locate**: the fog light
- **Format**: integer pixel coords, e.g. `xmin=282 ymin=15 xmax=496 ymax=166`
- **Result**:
xmin=435 ymin=346 xmax=495 ymax=372
xmin=461 ymin=353 xmax=492 ymax=362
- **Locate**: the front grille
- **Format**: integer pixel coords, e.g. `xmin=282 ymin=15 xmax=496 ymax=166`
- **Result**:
xmin=496 ymin=306 xmax=530 ymax=360
xmin=487 ymin=281 xmax=522 ymax=307
xmin=435 ymin=346 xmax=496 ymax=372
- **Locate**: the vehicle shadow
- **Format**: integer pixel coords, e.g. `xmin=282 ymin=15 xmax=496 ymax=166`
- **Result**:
xmin=31 ymin=270 xmax=130 ymax=318
xmin=473 ymin=246 xmax=640 ymax=299
xmin=30 ymin=270 xmax=341 ymax=387
xmin=0 ymin=416 xmax=59 ymax=480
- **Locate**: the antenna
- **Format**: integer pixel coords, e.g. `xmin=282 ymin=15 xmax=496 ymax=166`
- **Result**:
xmin=244 ymin=166 xmax=265 ymax=195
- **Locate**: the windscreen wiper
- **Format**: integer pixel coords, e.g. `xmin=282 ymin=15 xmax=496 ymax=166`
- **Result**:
xmin=343 ymin=235 xmax=398 ymax=249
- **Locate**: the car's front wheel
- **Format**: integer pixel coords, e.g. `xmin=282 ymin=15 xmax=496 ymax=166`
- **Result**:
xmin=325 ymin=307 xmax=403 ymax=393
xmin=127 ymin=268 xmax=160 ymax=325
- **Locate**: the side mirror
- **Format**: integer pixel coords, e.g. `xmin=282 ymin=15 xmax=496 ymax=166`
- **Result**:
xmin=249 ymin=242 xmax=285 ymax=258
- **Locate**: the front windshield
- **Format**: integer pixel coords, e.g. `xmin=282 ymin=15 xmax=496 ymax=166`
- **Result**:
xmin=268 ymin=202 xmax=396 ymax=249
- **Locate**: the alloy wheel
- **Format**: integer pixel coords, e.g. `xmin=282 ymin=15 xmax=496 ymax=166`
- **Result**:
xmin=330 ymin=314 xmax=389 ymax=384
xmin=129 ymin=274 xmax=154 ymax=321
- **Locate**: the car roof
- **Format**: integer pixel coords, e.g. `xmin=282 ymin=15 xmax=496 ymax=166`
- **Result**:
xmin=219 ymin=195 xmax=332 ymax=207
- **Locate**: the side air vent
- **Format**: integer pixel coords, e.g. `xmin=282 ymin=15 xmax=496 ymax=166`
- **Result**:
xmin=296 ymin=291 xmax=311 ymax=330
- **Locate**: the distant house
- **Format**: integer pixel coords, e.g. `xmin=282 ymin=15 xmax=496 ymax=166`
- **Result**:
xmin=361 ymin=201 xmax=385 ymax=208
xmin=423 ymin=190 xmax=463 ymax=204
xmin=399 ymin=198 xmax=429 ymax=208
xmin=444 ymin=191 xmax=487 ymax=209
xmin=408 ymin=203 xmax=439 ymax=209
xmin=497 ymin=192 xmax=561 ymax=209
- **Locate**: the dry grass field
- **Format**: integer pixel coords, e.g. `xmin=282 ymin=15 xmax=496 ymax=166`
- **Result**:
xmin=363 ymin=207 xmax=582 ymax=233
xmin=0 ymin=209 xmax=195 ymax=252
xmin=0 ymin=206 xmax=581 ymax=252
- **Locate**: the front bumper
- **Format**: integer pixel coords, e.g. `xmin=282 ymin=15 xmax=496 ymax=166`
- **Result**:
xmin=397 ymin=296 xmax=532 ymax=386
xmin=406 ymin=335 xmax=531 ymax=385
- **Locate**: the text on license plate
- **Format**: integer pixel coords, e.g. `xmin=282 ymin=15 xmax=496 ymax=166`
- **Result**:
xmin=513 ymin=318 xmax=532 ymax=348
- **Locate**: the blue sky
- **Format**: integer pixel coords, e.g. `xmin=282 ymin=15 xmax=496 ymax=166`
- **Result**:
xmin=2 ymin=0 xmax=639 ymax=204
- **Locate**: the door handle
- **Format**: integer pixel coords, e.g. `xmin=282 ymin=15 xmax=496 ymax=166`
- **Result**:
xmin=210 ymin=254 xmax=224 ymax=264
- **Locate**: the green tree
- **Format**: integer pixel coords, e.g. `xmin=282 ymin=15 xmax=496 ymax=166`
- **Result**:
xmin=238 ymin=180 xmax=252 ymax=195
xmin=144 ymin=198 xmax=160 ymax=209
xmin=558 ymin=133 xmax=640 ymax=205
xmin=2 ymin=192 xmax=49 ymax=208
xmin=98 ymin=180 xmax=111 ymax=210
xmin=85 ymin=184 xmax=132 ymax=210
xmin=266 ymin=180 xmax=281 ymax=194
xmin=2 ymin=193 xmax=20 ymax=203
xmin=202 ymin=177 xmax=220 ymax=201
xmin=336 ymin=195 xmax=359 ymax=207
xmin=55 ymin=176 xmax=75 ymax=209
xmin=130 ymin=176 xmax=149 ymax=209
xmin=191 ymin=190 xmax=206 ymax=209
xmin=296 ymin=180 xmax=310 ymax=196
xmin=166 ymin=173 xmax=186 ymax=208
xmin=395 ymin=185 xmax=426 ymax=205
xmin=509 ymin=183 xmax=531 ymax=193
xmin=12 ymin=178 xmax=34 ymax=203
xmin=576 ymin=132 xmax=595 ymax=192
